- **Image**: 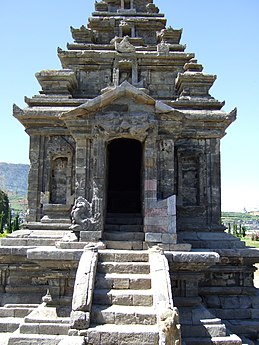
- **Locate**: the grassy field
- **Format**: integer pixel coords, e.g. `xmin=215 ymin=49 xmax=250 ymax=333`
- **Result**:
xmin=8 ymin=192 xmax=27 ymax=213
xmin=242 ymin=237 xmax=259 ymax=248
xmin=222 ymin=211 xmax=259 ymax=223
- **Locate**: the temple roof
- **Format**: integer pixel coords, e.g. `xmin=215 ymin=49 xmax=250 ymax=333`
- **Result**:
xmin=61 ymin=81 xmax=177 ymax=118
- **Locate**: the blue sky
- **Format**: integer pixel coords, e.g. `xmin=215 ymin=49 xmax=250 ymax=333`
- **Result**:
xmin=0 ymin=0 xmax=258 ymax=212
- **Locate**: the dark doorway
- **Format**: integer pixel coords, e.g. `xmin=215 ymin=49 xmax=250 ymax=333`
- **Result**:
xmin=107 ymin=138 xmax=142 ymax=213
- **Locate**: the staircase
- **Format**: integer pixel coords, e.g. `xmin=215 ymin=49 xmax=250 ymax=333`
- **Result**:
xmin=179 ymin=305 xmax=243 ymax=345
xmin=5 ymin=304 xmax=73 ymax=345
xmin=86 ymin=249 xmax=159 ymax=345
xmin=103 ymin=213 xmax=146 ymax=250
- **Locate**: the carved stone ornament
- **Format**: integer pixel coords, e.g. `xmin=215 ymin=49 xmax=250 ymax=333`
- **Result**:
xmin=146 ymin=3 xmax=159 ymax=13
xmin=70 ymin=196 xmax=101 ymax=232
xmin=94 ymin=115 xmax=156 ymax=140
xmin=157 ymin=42 xmax=170 ymax=56
xmin=115 ymin=36 xmax=136 ymax=53
xmin=159 ymin=308 xmax=182 ymax=345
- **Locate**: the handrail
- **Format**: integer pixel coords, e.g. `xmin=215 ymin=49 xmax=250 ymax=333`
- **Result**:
xmin=70 ymin=247 xmax=98 ymax=333
xmin=149 ymin=247 xmax=182 ymax=345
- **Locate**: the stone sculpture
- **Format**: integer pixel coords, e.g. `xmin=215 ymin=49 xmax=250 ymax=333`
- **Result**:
xmin=70 ymin=196 xmax=100 ymax=233
xmin=160 ymin=308 xmax=181 ymax=345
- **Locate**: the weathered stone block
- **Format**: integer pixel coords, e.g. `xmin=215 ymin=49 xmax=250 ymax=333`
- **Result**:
xmin=80 ymin=231 xmax=102 ymax=242
xmin=70 ymin=310 xmax=90 ymax=330
xmin=72 ymin=250 xmax=98 ymax=312
xmin=145 ymin=233 xmax=162 ymax=243
xmin=145 ymin=216 xmax=169 ymax=227
xmin=161 ymin=233 xmax=177 ymax=244
xmin=144 ymin=179 xmax=157 ymax=191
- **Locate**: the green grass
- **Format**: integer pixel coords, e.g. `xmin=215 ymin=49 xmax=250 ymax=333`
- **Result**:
xmin=242 ymin=237 xmax=259 ymax=248
xmin=8 ymin=193 xmax=27 ymax=213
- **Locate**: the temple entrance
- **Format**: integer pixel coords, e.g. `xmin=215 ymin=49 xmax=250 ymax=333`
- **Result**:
xmin=107 ymin=138 xmax=142 ymax=213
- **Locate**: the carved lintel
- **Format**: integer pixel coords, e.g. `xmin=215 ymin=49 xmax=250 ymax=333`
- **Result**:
xmin=94 ymin=115 xmax=156 ymax=141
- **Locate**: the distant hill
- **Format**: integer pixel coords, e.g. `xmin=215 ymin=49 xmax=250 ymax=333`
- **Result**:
xmin=0 ymin=163 xmax=29 ymax=196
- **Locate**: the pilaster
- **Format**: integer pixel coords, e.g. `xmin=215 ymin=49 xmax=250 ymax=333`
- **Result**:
xmin=75 ymin=138 xmax=93 ymax=201
xmin=27 ymin=135 xmax=45 ymax=222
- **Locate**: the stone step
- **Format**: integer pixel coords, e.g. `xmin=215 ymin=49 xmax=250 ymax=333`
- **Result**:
xmin=24 ymin=308 xmax=70 ymax=324
xmin=95 ymin=273 xmax=151 ymax=290
xmin=19 ymin=322 xmax=70 ymax=335
xmin=0 ymin=306 xmax=36 ymax=318
xmin=97 ymin=261 xmax=150 ymax=274
xmin=106 ymin=213 xmax=143 ymax=225
xmin=211 ymin=308 xmax=253 ymax=320
xmin=26 ymin=222 xmax=71 ymax=231
xmin=58 ymin=336 xmax=85 ymax=345
xmin=5 ymin=285 xmax=47 ymax=294
xmin=98 ymin=249 xmax=149 ymax=263
xmin=91 ymin=305 xmax=156 ymax=325
xmin=93 ymin=289 xmax=153 ymax=306
xmin=103 ymin=240 xmax=145 ymax=250
xmin=4 ymin=304 xmax=39 ymax=309
xmin=224 ymin=319 xmax=259 ymax=339
xmin=181 ymin=323 xmax=227 ymax=338
xmin=183 ymin=334 xmax=242 ymax=345
xmin=7 ymin=333 xmax=65 ymax=345
xmin=87 ymin=324 xmax=159 ymax=345
xmin=104 ymin=224 xmax=143 ymax=232
xmin=178 ymin=232 xmax=246 ymax=250
xmin=0 ymin=332 xmax=14 ymax=345
xmin=0 ymin=238 xmax=58 ymax=247
xmin=103 ymin=231 xmax=144 ymax=241
xmin=0 ymin=317 xmax=24 ymax=333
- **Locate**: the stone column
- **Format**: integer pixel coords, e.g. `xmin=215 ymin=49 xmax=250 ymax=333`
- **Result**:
xmin=75 ymin=138 xmax=92 ymax=201
xmin=158 ymin=138 xmax=175 ymax=199
xmin=132 ymin=60 xmax=138 ymax=86
xmin=27 ymin=134 xmax=45 ymax=222
xmin=143 ymin=135 xmax=158 ymax=213
xmin=92 ymin=137 xmax=106 ymax=223
xmin=206 ymin=138 xmax=222 ymax=229
xmin=74 ymin=136 xmax=104 ymax=241
xmin=131 ymin=25 xmax=136 ymax=38
xmin=144 ymin=135 xmax=177 ymax=249
xmin=113 ymin=67 xmax=120 ymax=86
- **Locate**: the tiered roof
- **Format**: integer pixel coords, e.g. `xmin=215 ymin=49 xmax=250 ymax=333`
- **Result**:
xmin=14 ymin=0 xmax=236 ymax=137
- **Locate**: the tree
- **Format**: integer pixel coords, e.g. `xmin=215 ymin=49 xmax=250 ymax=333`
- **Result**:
xmin=0 ymin=190 xmax=9 ymax=233
xmin=12 ymin=214 xmax=20 ymax=232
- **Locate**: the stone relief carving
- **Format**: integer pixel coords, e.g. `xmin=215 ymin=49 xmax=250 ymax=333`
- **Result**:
xmin=94 ymin=115 xmax=156 ymax=140
xmin=70 ymin=183 xmax=101 ymax=232
xmin=159 ymin=308 xmax=182 ymax=345
xmin=160 ymin=140 xmax=174 ymax=154
xmin=115 ymin=36 xmax=136 ymax=53
xmin=146 ymin=3 xmax=159 ymax=13
xmin=47 ymin=136 xmax=75 ymax=157
xmin=157 ymin=42 xmax=170 ymax=56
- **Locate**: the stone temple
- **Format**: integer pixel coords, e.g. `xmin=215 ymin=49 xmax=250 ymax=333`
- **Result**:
xmin=1 ymin=0 xmax=259 ymax=344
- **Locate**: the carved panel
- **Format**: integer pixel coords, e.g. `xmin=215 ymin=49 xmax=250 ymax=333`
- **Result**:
xmin=50 ymin=157 xmax=68 ymax=204
xmin=181 ymin=155 xmax=199 ymax=206
xmin=46 ymin=136 xmax=75 ymax=205
xmin=94 ymin=114 xmax=156 ymax=141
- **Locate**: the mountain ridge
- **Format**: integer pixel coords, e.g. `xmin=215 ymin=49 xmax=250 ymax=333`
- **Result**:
xmin=0 ymin=162 xmax=29 ymax=196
